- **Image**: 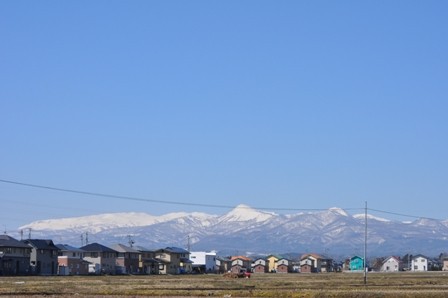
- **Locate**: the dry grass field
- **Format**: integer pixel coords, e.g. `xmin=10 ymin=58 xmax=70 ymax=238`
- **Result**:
xmin=1 ymin=272 xmax=448 ymax=297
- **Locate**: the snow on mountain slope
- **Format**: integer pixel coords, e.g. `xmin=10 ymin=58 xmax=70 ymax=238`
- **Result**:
xmin=17 ymin=205 xmax=448 ymax=256
xmin=20 ymin=211 xmax=217 ymax=233
xmin=218 ymin=204 xmax=276 ymax=223
xmin=353 ymin=213 xmax=390 ymax=222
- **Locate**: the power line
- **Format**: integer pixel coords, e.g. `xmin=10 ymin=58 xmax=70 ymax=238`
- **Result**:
xmin=367 ymin=208 xmax=443 ymax=221
xmin=0 ymin=178 xmax=361 ymax=212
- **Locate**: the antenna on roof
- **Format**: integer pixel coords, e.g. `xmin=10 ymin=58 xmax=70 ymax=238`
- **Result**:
xmin=20 ymin=229 xmax=24 ymax=240
xmin=85 ymin=232 xmax=88 ymax=245
xmin=81 ymin=233 xmax=84 ymax=246
xmin=28 ymin=228 xmax=32 ymax=239
xmin=187 ymin=235 xmax=191 ymax=252
xmin=128 ymin=235 xmax=135 ymax=247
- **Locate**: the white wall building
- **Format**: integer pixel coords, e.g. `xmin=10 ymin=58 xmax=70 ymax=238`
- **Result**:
xmin=190 ymin=251 xmax=217 ymax=273
xmin=411 ymin=255 xmax=428 ymax=272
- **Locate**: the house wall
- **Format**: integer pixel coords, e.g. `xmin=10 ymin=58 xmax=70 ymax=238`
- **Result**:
xmin=350 ymin=257 xmax=364 ymax=271
xmin=0 ymin=256 xmax=31 ymax=275
xmin=301 ymin=264 xmax=312 ymax=273
xmin=277 ymin=264 xmax=289 ymax=273
xmin=412 ymin=257 xmax=428 ymax=272
xmin=29 ymin=248 xmax=58 ymax=275
xmin=381 ymin=258 xmax=401 ymax=272
xmin=267 ymin=256 xmax=278 ymax=273
xmin=442 ymin=260 xmax=448 ymax=271
xmin=58 ymin=256 xmax=89 ymax=275
xmin=253 ymin=264 xmax=267 ymax=273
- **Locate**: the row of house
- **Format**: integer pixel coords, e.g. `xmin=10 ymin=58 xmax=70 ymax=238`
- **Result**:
xmin=0 ymin=235 xmax=192 ymax=276
xmin=1 ymin=234 xmax=445 ymax=276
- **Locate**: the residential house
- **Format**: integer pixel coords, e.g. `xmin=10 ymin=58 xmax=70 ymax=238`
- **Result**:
xmin=81 ymin=243 xmax=118 ymax=274
xmin=300 ymin=253 xmax=323 ymax=273
xmin=349 ymin=256 xmax=364 ymax=271
xmin=110 ymin=244 xmax=140 ymax=274
xmin=276 ymin=258 xmax=291 ymax=273
xmin=381 ymin=256 xmax=402 ymax=272
xmin=215 ymin=256 xmax=232 ymax=274
xmin=411 ymin=254 xmax=428 ymax=272
xmin=22 ymin=239 xmax=59 ymax=275
xmin=56 ymin=244 xmax=89 ymax=275
xmin=0 ymin=235 xmax=31 ymax=275
xmin=154 ymin=247 xmax=192 ymax=274
xmin=442 ymin=257 xmax=448 ymax=271
xmin=189 ymin=251 xmax=217 ymax=273
xmin=230 ymin=256 xmax=251 ymax=274
xmin=266 ymin=255 xmax=281 ymax=273
xmin=135 ymin=246 xmax=159 ymax=274
xmin=252 ymin=258 xmax=268 ymax=273
xmin=320 ymin=256 xmax=334 ymax=272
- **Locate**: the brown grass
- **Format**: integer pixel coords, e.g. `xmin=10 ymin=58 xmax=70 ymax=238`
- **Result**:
xmin=1 ymin=272 xmax=448 ymax=297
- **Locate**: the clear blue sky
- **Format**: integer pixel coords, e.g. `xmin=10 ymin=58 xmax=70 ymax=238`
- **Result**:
xmin=1 ymin=1 xmax=447 ymax=229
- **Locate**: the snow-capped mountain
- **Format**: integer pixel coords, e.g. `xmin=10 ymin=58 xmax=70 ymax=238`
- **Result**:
xmin=18 ymin=205 xmax=448 ymax=256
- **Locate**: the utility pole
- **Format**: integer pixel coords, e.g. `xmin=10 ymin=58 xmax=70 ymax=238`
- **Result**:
xmin=364 ymin=201 xmax=368 ymax=285
xmin=187 ymin=235 xmax=191 ymax=252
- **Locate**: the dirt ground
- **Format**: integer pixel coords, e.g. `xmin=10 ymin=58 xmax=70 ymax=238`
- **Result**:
xmin=1 ymin=271 xmax=448 ymax=297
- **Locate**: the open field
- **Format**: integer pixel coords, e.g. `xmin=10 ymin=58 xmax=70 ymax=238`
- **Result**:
xmin=2 ymin=272 xmax=448 ymax=297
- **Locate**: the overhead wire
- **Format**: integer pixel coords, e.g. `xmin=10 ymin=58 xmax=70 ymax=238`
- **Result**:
xmin=0 ymin=178 xmax=362 ymax=212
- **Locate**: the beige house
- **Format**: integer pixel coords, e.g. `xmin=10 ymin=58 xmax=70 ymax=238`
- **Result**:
xmin=266 ymin=255 xmax=281 ymax=273
xmin=80 ymin=243 xmax=118 ymax=274
xmin=154 ymin=247 xmax=192 ymax=274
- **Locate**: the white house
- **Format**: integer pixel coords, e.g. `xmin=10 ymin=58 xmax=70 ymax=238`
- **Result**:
xmin=411 ymin=255 xmax=428 ymax=272
xmin=189 ymin=251 xmax=217 ymax=273
xmin=381 ymin=256 xmax=402 ymax=272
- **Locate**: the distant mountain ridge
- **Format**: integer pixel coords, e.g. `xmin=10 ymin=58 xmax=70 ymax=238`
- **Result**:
xmin=19 ymin=205 xmax=448 ymax=257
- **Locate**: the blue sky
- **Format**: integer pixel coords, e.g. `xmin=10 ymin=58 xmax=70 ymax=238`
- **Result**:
xmin=1 ymin=1 xmax=447 ymax=229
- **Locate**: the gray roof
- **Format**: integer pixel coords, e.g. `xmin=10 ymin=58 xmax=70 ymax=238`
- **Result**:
xmin=0 ymin=235 xmax=31 ymax=249
xmin=155 ymin=247 xmax=190 ymax=254
xmin=109 ymin=244 xmax=140 ymax=253
xmin=80 ymin=242 xmax=117 ymax=253
xmin=22 ymin=239 xmax=59 ymax=250
xmin=56 ymin=244 xmax=85 ymax=252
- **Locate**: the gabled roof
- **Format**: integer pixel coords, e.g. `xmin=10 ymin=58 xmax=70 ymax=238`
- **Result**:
xmin=80 ymin=242 xmax=117 ymax=253
xmin=412 ymin=254 xmax=428 ymax=260
xmin=266 ymin=254 xmax=282 ymax=260
xmin=134 ymin=246 xmax=156 ymax=253
xmin=22 ymin=239 xmax=59 ymax=250
xmin=110 ymin=244 xmax=140 ymax=253
xmin=155 ymin=247 xmax=190 ymax=254
xmin=56 ymin=244 xmax=85 ymax=253
xmin=0 ymin=235 xmax=31 ymax=249
xmin=301 ymin=253 xmax=323 ymax=260
xmin=231 ymin=255 xmax=251 ymax=261
xmin=382 ymin=256 xmax=400 ymax=264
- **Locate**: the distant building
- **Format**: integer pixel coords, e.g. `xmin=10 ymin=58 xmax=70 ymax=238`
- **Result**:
xmin=56 ymin=244 xmax=89 ymax=275
xmin=22 ymin=239 xmax=59 ymax=275
xmin=381 ymin=256 xmax=402 ymax=272
xmin=411 ymin=255 xmax=428 ymax=272
xmin=81 ymin=243 xmax=118 ymax=274
xmin=349 ymin=256 xmax=364 ymax=271
xmin=110 ymin=244 xmax=140 ymax=274
xmin=190 ymin=251 xmax=217 ymax=273
xmin=154 ymin=247 xmax=192 ymax=274
xmin=0 ymin=235 xmax=32 ymax=275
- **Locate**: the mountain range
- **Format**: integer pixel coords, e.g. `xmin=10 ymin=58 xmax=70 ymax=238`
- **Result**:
xmin=19 ymin=205 xmax=448 ymax=257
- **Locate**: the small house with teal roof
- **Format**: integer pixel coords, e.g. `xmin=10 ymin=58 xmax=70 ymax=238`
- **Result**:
xmin=349 ymin=256 xmax=364 ymax=271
